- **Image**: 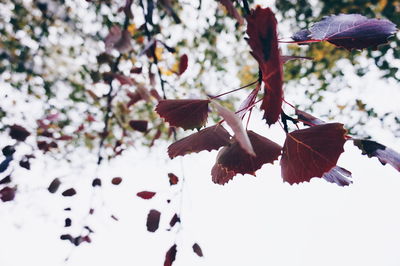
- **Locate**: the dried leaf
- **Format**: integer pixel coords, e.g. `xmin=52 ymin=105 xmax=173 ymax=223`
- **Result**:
xmin=137 ymin=191 xmax=156 ymax=199
xmin=168 ymin=125 xmax=231 ymax=159
xmin=354 ymin=139 xmax=400 ymax=171
xmin=213 ymin=102 xmax=255 ymax=156
xmin=146 ymin=209 xmax=161 ymax=232
xmin=281 ymin=123 xmax=347 ymax=184
xmin=156 ymin=99 xmax=210 ymax=130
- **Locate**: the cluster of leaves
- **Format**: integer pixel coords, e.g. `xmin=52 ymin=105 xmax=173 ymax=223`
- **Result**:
xmin=156 ymin=6 xmax=399 ymax=186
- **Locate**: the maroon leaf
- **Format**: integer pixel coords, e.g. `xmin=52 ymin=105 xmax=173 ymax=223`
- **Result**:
xmin=169 ymin=214 xmax=180 ymax=227
xmin=62 ymin=188 xmax=76 ymax=197
xmin=9 ymin=124 xmax=30 ymax=141
xmin=216 ymin=130 xmax=282 ymax=177
xmin=164 ymin=244 xmax=177 ymax=266
xmin=178 ymin=54 xmax=188 ymax=75
xmin=322 ymin=166 xmax=352 ymax=186
xmin=48 ymin=178 xmax=61 ymax=193
xmin=129 ymin=120 xmax=148 ymax=132
xmin=112 ymin=177 xmax=123 ymax=185
xmin=236 ymin=87 xmax=259 ymax=119
xmin=218 ymin=0 xmax=244 ymax=25
xmin=354 ymin=139 xmax=400 ymax=171
xmin=281 ymin=123 xmax=347 ymax=184
xmin=155 ymin=99 xmax=210 ymax=130
xmin=130 ymin=66 xmax=143 ymax=74
xmin=294 ymin=14 xmax=398 ymax=50
xmin=211 ymin=163 xmax=235 ymax=185
xmin=146 ymin=209 xmax=161 ymax=232
xmin=213 ymin=102 xmax=255 ymax=156
xmin=137 ymin=191 xmax=156 ymax=199
xmin=168 ymin=173 xmax=179 ymax=185
xmin=295 ymin=109 xmax=325 ymax=126
xmin=192 ymin=243 xmax=203 ymax=257
xmin=167 ymin=125 xmax=231 ymax=159
xmin=0 ymin=186 xmax=16 ymax=202
xmin=246 ymin=7 xmax=283 ymax=125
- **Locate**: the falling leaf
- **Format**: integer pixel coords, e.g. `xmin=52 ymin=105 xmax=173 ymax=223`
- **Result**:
xmin=137 ymin=191 xmax=156 ymax=199
xmin=62 ymin=188 xmax=76 ymax=197
xmin=168 ymin=173 xmax=179 ymax=185
xmin=281 ymin=123 xmax=347 ymax=184
xmin=9 ymin=124 xmax=30 ymax=141
xmin=146 ymin=209 xmax=161 ymax=232
xmin=354 ymin=139 xmax=400 ymax=171
xmin=48 ymin=178 xmax=61 ymax=193
xmin=129 ymin=120 xmax=148 ymax=132
xmin=168 ymin=125 xmax=231 ymax=159
xmin=164 ymin=244 xmax=177 ymax=266
xmin=156 ymin=99 xmax=210 ymax=130
xmin=178 ymin=54 xmax=188 ymax=75
xmin=216 ymin=130 xmax=282 ymax=176
xmin=322 ymin=166 xmax=353 ymax=186
xmin=192 ymin=243 xmax=203 ymax=257
xmin=0 ymin=186 xmax=16 ymax=202
xmin=169 ymin=214 xmax=180 ymax=227
xmin=218 ymin=0 xmax=244 ymax=25
xmin=213 ymin=102 xmax=255 ymax=156
xmin=293 ymin=14 xmax=397 ymax=50
xmin=246 ymin=7 xmax=283 ymax=125
xmin=112 ymin=177 xmax=123 ymax=185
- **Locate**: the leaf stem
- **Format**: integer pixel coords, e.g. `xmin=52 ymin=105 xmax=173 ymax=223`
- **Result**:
xmin=209 ymin=80 xmax=258 ymax=99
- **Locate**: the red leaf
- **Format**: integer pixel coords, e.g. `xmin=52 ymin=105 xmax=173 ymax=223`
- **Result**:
xmin=218 ymin=0 xmax=244 ymax=25
xmin=164 ymin=244 xmax=177 ymax=266
xmin=168 ymin=173 xmax=179 ymax=185
xmin=213 ymin=102 xmax=255 ymax=156
xmin=156 ymin=99 xmax=210 ymax=130
xmin=130 ymin=66 xmax=143 ymax=74
xmin=192 ymin=243 xmax=203 ymax=257
xmin=178 ymin=54 xmax=188 ymax=75
xmin=129 ymin=120 xmax=148 ymax=132
xmin=246 ymin=7 xmax=283 ymax=125
xmin=9 ymin=124 xmax=30 ymax=141
xmin=111 ymin=177 xmax=123 ymax=185
xmin=354 ymin=139 xmax=400 ymax=171
xmin=137 ymin=191 xmax=156 ymax=199
xmin=167 ymin=125 xmax=231 ymax=159
xmin=146 ymin=209 xmax=161 ymax=232
xmin=215 ymin=130 xmax=281 ymax=176
xmin=0 ymin=186 xmax=16 ymax=202
xmin=211 ymin=163 xmax=235 ymax=185
xmin=169 ymin=214 xmax=180 ymax=227
xmin=280 ymin=123 xmax=347 ymax=184
xmin=62 ymin=188 xmax=76 ymax=197
xmin=48 ymin=178 xmax=61 ymax=193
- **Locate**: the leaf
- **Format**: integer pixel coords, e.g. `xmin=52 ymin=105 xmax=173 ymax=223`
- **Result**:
xmin=354 ymin=139 xmax=400 ymax=171
xmin=137 ymin=191 xmax=156 ymax=199
xmin=192 ymin=243 xmax=203 ymax=257
xmin=129 ymin=120 xmax=148 ymax=132
xmin=104 ymin=26 xmax=132 ymax=53
xmin=0 ymin=186 xmax=16 ymax=202
xmin=236 ymin=87 xmax=259 ymax=119
xmin=167 ymin=125 xmax=231 ymax=159
xmin=111 ymin=177 xmax=123 ymax=185
xmin=178 ymin=54 xmax=188 ymax=75
xmin=2 ymin=145 xmax=15 ymax=157
xmin=92 ymin=178 xmax=102 ymax=187
xmin=65 ymin=218 xmax=72 ymax=227
xmin=169 ymin=214 xmax=180 ymax=227
xmin=215 ymin=130 xmax=282 ymax=177
xmin=218 ymin=0 xmax=244 ymax=25
xmin=9 ymin=124 xmax=30 ymax=141
xmin=294 ymin=14 xmax=398 ymax=50
xmin=212 ymin=102 xmax=255 ymax=156
xmin=168 ymin=173 xmax=179 ymax=185
xmin=295 ymin=109 xmax=325 ymax=126
xmin=146 ymin=209 xmax=161 ymax=232
xmin=62 ymin=188 xmax=76 ymax=197
xmin=211 ymin=163 xmax=236 ymax=185
xmin=246 ymin=7 xmax=283 ymax=125
xmin=155 ymin=99 xmax=210 ymax=130
xmin=0 ymin=175 xmax=11 ymax=185
xmin=322 ymin=166 xmax=352 ymax=186
xmin=164 ymin=244 xmax=177 ymax=266
xmin=281 ymin=123 xmax=347 ymax=184
xmin=291 ymin=29 xmax=311 ymax=42
xmin=114 ymin=30 xmax=132 ymax=53
xmin=48 ymin=178 xmax=61 ymax=193
xmin=0 ymin=156 xmax=13 ymax=173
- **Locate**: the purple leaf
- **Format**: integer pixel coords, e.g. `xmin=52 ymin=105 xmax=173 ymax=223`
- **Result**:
xmin=0 ymin=186 xmax=16 ymax=202
xmin=322 ymin=166 xmax=353 ymax=186
xmin=169 ymin=214 xmax=180 ymax=228
xmin=354 ymin=139 xmax=400 ymax=171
